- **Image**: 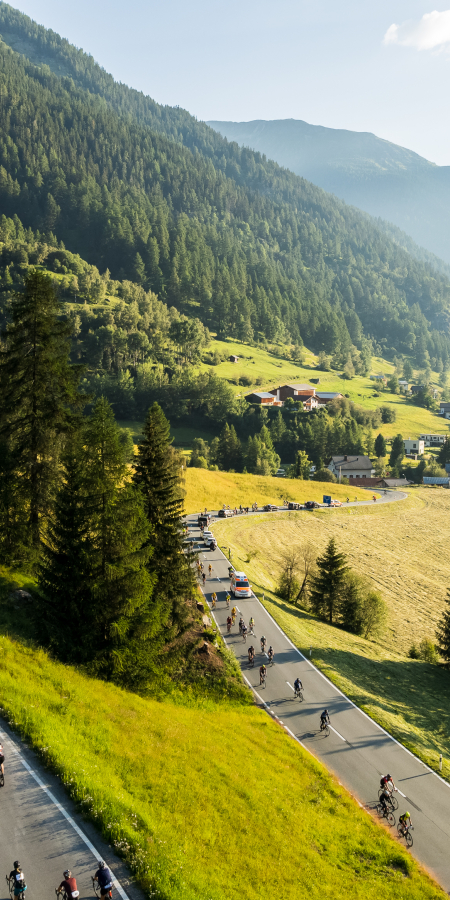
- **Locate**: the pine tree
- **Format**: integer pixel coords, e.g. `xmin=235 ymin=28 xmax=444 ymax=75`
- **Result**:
xmin=38 ymin=436 xmax=94 ymax=661
xmin=0 ymin=438 xmax=28 ymax=563
xmin=310 ymin=538 xmax=349 ymax=623
xmin=83 ymin=398 xmax=157 ymax=685
xmin=389 ymin=434 xmax=404 ymax=471
xmin=0 ymin=270 xmax=84 ymax=552
xmin=375 ymin=433 xmax=387 ymax=458
xmin=133 ymin=402 xmax=193 ymax=618
xmin=436 ymin=590 xmax=450 ymax=662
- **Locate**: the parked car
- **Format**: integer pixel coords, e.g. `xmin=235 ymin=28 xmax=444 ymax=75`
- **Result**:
xmin=218 ymin=508 xmax=233 ymax=518
xmin=230 ymin=571 xmax=252 ymax=598
xmin=198 ymin=514 xmax=211 ymax=527
xmin=329 ymin=499 xmax=343 ymax=507
xmin=304 ymin=501 xmax=321 ymax=509
xmin=263 ymin=504 xmax=280 ymax=512
xmin=288 ymin=502 xmax=302 ymax=510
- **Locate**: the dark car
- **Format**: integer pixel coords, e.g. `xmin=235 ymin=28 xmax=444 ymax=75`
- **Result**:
xmin=263 ymin=504 xmax=279 ymax=512
xmin=218 ymin=509 xmax=233 ymax=518
xmin=198 ymin=514 xmax=211 ymax=527
xmin=288 ymin=502 xmax=302 ymax=510
xmin=304 ymin=501 xmax=320 ymax=510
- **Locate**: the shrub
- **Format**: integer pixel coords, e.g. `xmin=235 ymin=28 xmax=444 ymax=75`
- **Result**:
xmin=380 ymin=406 xmax=396 ymax=423
xmin=312 ymin=468 xmax=336 ymax=482
xmin=418 ymin=638 xmax=439 ymax=664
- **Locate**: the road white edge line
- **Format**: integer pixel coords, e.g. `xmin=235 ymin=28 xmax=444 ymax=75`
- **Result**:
xmin=1 ymin=731 xmax=130 ymax=900
xmin=204 ymin=520 xmax=450 ymax=792
xmin=329 ymin=725 xmax=347 ymax=743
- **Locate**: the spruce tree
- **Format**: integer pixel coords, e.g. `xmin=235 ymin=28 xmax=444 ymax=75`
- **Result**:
xmin=133 ymin=402 xmax=194 ymax=620
xmin=310 ymin=538 xmax=349 ymax=623
xmin=0 ymin=438 xmax=28 ymax=563
xmin=38 ymin=436 xmax=94 ymax=661
xmin=0 ymin=270 xmax=84 ymax=553
xmin=375 ymin=433 xmax=387 ymax=458
xmin=436 ymin=590 xmax=450 ymax=662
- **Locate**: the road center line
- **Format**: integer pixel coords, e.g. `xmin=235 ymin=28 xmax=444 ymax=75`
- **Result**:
xmin=1 ymin=731 xmax=130 ymax=900
xmin=329 ymin=725 xmax=347 ymax=742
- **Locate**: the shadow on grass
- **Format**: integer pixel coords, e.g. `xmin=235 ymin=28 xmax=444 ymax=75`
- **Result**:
xmin=257 ymin=590 xmax=450 ymax=766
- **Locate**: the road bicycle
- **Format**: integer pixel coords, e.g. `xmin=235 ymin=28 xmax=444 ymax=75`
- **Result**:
xmin=294 ymin=687 xmax=303 ymax=701
xmin=92 ymin=878 xmax=112 ymax=900
xmin=376 ymin=804 xmax=395 ymax=827
xmin=319 ymin=721 xmax=330 ymax=737
xmin=260 ymin=672 xmax=267 ymax=689
xmin=0 ymin=770 xmax=4 ymax=788
xmin=248 ymin=653 xmax=255 ymax=668
xmin=7 ymin=877 xmax=26 ymax=900
xmin=397 ymin=823 xmax=414 ymax=847
xmin=377 ymin=788 xmax=398 ymax=811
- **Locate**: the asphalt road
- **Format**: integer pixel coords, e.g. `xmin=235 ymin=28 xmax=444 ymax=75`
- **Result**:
xmin=188 ymin=501 xmax=450 ymax=893
xmin=0 ymin=723 xmax=145 ymax=900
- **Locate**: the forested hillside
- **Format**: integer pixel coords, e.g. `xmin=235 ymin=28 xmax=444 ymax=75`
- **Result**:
xmin=1 ymin=2 xmax=450 ymax=367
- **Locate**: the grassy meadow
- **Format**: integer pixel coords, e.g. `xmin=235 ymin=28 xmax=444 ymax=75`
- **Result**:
xmin=0 ymin=636 xmax=446 ymax=900
xmin=182 ymin=468 xmax=375 ymax=513
xmin=212 ymin=487 xmax=450 ymax=655
xmin=200 ymin=338 xmax=449 ymax=441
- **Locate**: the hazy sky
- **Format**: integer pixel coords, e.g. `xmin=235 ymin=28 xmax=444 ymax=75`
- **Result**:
xmin=10 ymin=0 xmax=450 ymax=164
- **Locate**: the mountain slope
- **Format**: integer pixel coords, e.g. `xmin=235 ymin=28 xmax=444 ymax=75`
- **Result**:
xmin=207 ymin=118 xmax=450 ymax=265
xmin=1 ymin=4 xmax=450 ymax=367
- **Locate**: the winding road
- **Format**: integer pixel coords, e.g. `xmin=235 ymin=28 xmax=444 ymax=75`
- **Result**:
xmin=189 ymin=496 xmax=450 ymax=892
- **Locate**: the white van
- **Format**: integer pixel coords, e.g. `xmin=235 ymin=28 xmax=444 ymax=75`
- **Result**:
xmin=230 ymin=571 xmax=252 ymax=598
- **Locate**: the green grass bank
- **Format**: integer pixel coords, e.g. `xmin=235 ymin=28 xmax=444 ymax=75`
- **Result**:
xmin=0 ymin=635 xmax=446 ymax=900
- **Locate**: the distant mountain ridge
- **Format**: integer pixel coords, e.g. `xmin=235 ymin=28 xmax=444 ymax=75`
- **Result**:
xmin=207 ymin=119 xmax=450 ymax=264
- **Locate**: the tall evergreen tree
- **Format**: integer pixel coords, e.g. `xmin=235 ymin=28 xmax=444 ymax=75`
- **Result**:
xmin=310 ymin=538 xmax=349 ymax=623
xmin=38 ymin=436 xmax=93 ymax=661
xmin=0 ymin=438 xmax=28 ymax=563
xmin=375 ymin=433 xmax=387 ymax=458
xmin=436 ymin=590 xmax=450 ymax=662
xmin=133 ymin=402 xmax=194 ymax=620
xmin=0 ymin=270 xmax=84 ymax=553
xmin=389 ymin=433 xmax=405 ymax=471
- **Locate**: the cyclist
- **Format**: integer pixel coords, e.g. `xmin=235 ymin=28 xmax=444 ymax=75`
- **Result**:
xmin=9 ymin=863 xmax=27 ymax=897
xmin=249 ymin=616 xmax=255 ymax=633
xmin=57 ymin=870 xmax=79 ymax=899
xmin=226 ymin=593 xmax=231 ymax=608
xmin=294 ymin=676 xmax=303 ymax=697
xmin=242 ymin=623 xmax=248 ymax=642
xmin=211 ymin=592 xmax=217 ymax=609
xmin=93 ymin=861 xmax=113 ymax=899
xmin=380 ymin=773 xmax=396 ymax=794
xmin=238 ymin=616 xmax=244 ymax=635
xmin=226 ymin=615 xmax=232 ymax=633
xmin=259 ymin=664 xmax=267 ymax=686
xmin=320 ymin=709 xmax=330 ymax=731
xmin=231 ymin=606 xmax=237 ymax=619
xmin=202 ymin=572 xmax=206 ymax=586
xmin=0 ymin=741 xmax=4 ymax=779
xmin=208 ymin=564 xmax=212 ymax=575
xmin=248 ymin=645 xmax=255 ymax=666
xmin=399 ymin=811 xmax=412 ymax=835
xmin=379 ymin=788 xmax=391 ymax=816
xmin=260 ymin=635 xmax=267 ymax=653
xmin=267 ymin=646 xmax=274 ymax=664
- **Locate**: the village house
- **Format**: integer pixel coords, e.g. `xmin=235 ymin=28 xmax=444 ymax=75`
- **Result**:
xmin=419 ymin=433 xmax=447 ymax=447
xmin=229 ymin=355 xmax=239 ymax=363
xmin=439 ymin=402 xmax=450 ymax=419
xmin=403 ymin=438 xmax=425 ymax=456
xmin=327 ymin=455 xmax=375 ymax=480
xmin=244 ymin=391 xmax=281 ymax=406
xmin=315 ymin=392 xmax=344 ymax=406
xmin=269 ymin=383 xmax=316 ymax=402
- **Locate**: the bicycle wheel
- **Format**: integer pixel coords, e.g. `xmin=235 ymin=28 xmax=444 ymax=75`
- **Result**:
xmin=298 ymin=691 xmax=303 ymax=701
xmin=397 ymin=823 xmax=404 ymax=837
xmin=389 ymin=795 xmax=399 ymax=811
xmin=406 ymin=830 xmax=413 ymax=848
xmin=386 ymin=812 xmax=395 ymax=826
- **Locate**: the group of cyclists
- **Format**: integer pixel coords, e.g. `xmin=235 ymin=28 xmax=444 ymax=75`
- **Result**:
xmin=7 ymin=861 xmax=113 ymax=900
xmin=378 ymin=774 xmax=413 ymax=840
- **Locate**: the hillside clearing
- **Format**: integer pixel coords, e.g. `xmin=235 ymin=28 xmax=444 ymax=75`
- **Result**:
xmin=182 ymin=468 xmax=375 ymax=513
xmin=212 ymin=488 xmax=446 ymax=655
xmin=0 ymin=636 xmax=445 ymax=900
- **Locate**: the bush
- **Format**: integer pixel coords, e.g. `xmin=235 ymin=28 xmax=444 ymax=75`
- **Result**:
xmin=408 ymin=643 xmax=420 ymax=659
xmin=418 ymin=638 xmax=439 ymax=664
xmin=380 ymin=405 xmax=396 ymax=423
xmin=238 ymin=374 xmax=253 ymax=387
xmin=312 ymin=468 xmax=337 ymax=482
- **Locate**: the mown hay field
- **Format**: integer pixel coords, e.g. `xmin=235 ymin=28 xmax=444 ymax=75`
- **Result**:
xmin=213 ymin=488 xmax=450 ymax=654
xmin=183 ymin=468 xmax=374 ymax=514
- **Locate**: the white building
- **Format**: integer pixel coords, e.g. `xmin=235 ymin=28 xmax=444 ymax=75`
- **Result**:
xmin=404 ymin=439 xmax=424 ymax=456
xmin=419 ymin=434 xmax=447 ymax=447
xmin=327 ymin=455 xmax=375 ymax=479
